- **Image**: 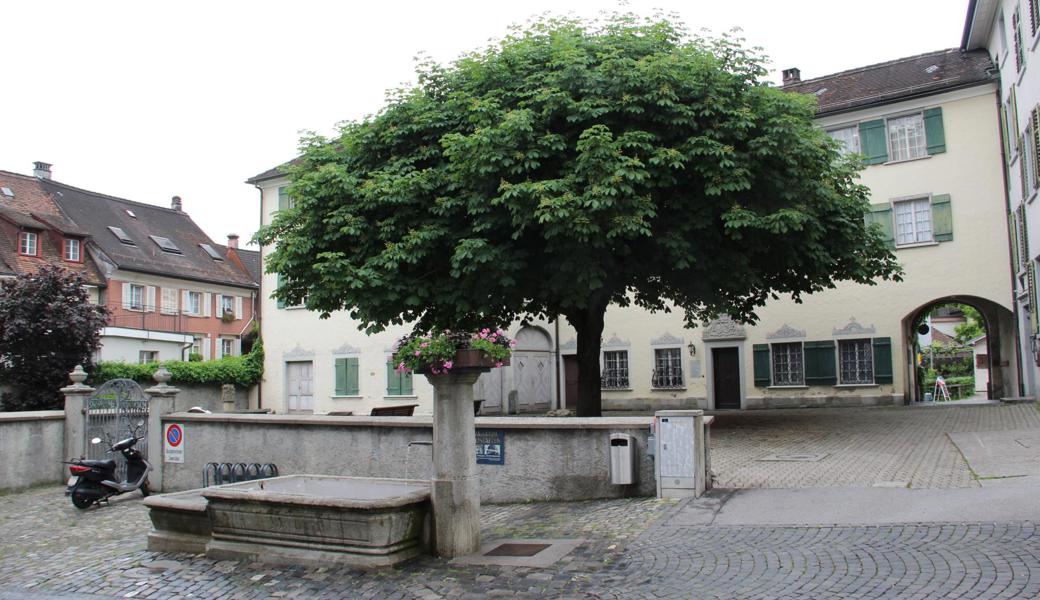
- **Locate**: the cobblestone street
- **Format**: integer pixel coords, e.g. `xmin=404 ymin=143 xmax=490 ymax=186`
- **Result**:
xmin=2 ymin=404 xmax=1039 ymax=598
xmin=709 ymin=404 xmax=1040 ymax=488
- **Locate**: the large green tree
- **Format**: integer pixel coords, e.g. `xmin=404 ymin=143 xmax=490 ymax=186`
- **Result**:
xmin=0 ymin=266 xmax=109 ymax=411
xmin=257 ymin=14 xmax=901 ymax=416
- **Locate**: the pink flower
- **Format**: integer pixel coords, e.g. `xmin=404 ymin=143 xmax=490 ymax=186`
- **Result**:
xmin=420 ymin=342 xmax=429 ymax=348
xmin=494 ymin=361 xmax=503 ymax=368
xmin=430 ymin=366 xmax=441 ymax=375
xmin=443 ymin=360 xmax=453 ymax=369
xmin=414 ymin=350 xmax=421 ymax=356
xmin=509 ymin=340 xmax=517 ymax=348
xmin=496 ymin=329 xmax=505 ymax=336
xmin=489 ymin=335 xmax=497 ymax=342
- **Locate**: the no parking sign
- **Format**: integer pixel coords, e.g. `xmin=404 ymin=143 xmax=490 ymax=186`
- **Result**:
xmin=164 ymin=423 xmax=184 ymax=463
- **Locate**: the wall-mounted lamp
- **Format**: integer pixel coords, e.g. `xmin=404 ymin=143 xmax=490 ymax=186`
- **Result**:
xmin=687 ymin=342 xmax=696 ymax=357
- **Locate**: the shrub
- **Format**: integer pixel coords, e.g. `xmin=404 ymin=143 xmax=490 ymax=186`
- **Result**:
xmin=92 ymin=338 xmax=264 ymax=387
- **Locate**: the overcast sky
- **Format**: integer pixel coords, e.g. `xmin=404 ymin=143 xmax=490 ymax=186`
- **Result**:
xmin=1 ymin=1 xmax=969 ymax=249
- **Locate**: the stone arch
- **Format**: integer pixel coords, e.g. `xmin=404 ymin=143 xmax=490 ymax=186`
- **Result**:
xmin=901 ymin=295 xmax=1017 ymax=402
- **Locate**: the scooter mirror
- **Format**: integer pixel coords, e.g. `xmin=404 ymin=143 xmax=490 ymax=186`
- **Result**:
xmin=90 ymin=437 xmax=102 ymax=445
xmin=137 ymin=420 xmax=144 ymax=427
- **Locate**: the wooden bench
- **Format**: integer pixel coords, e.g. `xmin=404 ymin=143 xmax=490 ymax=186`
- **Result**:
xmin=369 ymin=404 xmax=418 ymax=416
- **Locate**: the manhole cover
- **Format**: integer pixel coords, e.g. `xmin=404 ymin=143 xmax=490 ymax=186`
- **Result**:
xmin=758 ymin=453 xmax=828 ymax=462
xmin=485 ymin=543 xmax=552 ymax=557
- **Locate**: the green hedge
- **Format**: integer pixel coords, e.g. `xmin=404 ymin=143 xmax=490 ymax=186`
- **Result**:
xmin=91 ymin=338 xmax=263 ymax=387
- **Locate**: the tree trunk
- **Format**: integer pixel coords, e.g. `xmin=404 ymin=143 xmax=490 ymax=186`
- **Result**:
xmin=568 ymin=307 xmax=606 ymax=417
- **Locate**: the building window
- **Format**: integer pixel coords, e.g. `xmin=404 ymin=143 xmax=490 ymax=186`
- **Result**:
xmin=191 ymin=336 xmax=203 ymax=359
xmin=771 ymin=343 xmax=804 ymax=386
xmin=18 ymin=232 xmax=37 ymax=256
xmin=887 ymin=113 xmax=927 ymax=161
xmin=838 ymin=339 xmax=874 ymax=385
xmin=221 ymin=338 xmax=235 ymax=357
xmin=828 ymin=126 xmax=860 ymax=155
xmin=128 ymin=284 xmax=145 ymax=311
xmin=893 ymin=197 xmax=933 ymax=246
xmin=601 ymin=350 xmax=630 ymax=389
xmin=652 ymin=347 xmax=684 ymax=388
xmin=63 ymin=238 xmax=81 ymax=262
xmin=1013 ymin=7 xmax=1026 ymax=72
xmin=187 ymin=291 xmax=202 ymax=315
xmin=139 ymin=351 xmax=159 ymax=364
xmin=220 ymin=295 xmax=235 ymax=317
xmin=334 ymin=357 xmax=360 ymax=396
xmin=386 ymin=360 xmax=414 ymax=396
xmin=161 ymin=288 xmax=179 ymax=315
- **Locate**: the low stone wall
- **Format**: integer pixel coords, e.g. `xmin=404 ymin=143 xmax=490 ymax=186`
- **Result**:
xmin=745 ymin=394 xmax=903 ymax=410
xmin=158 ymin=413 xmax=656 ymax=502
xmin=0 ymin=411 xmax=66 ymax=491
xmin=171 ymin=384 xmax=250 ymax=413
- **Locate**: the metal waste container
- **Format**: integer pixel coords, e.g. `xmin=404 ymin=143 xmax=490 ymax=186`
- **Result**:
xmin=609 ymin=433 xmax=636 ymax=485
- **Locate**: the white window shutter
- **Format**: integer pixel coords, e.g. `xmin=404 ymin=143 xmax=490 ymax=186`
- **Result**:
xmin=203 ymin=293 xmax=212 ymax=317
xmin=234 ymin=296 xmax=243 ymax=320
xmin=145 ymin=286 xmax=156 ymax=312
xmin=121 ymin=282 xmax=131 ymax=308
xmin=181 ymin=290 xmax=189 ymax=314
xmin=234 ymin=337 xmax=242 ymax=356
xmin=216 ymin=339 xmax=224 ymax=359
xmin=202 ymin=336 xmax=211 ymax=360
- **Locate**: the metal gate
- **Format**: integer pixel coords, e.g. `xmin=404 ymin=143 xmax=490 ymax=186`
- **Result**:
xmin=86 ymin=379 xmax=149 ymax=482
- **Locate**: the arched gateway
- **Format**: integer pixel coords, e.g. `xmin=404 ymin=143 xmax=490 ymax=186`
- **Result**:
xmin=475 ymin=326 xmax=554 ymax=414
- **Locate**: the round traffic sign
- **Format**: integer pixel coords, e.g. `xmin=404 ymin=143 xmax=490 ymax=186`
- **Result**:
xmin=166 ymin=424 xmax=183 ymax=447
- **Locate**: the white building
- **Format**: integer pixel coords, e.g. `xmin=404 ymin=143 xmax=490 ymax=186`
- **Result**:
xmin=963 ymin=0 xmax=1040 ymax=399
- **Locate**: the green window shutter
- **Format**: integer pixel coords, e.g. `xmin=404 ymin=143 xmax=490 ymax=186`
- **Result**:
xmin=277 ymin=186 xmax=289 ymax=211
xmin=931 ymin=194 xmax=953 ymax=242
xmin=345 ymin=357 xmax=359 ymax=395
xmin=1031 ymin=263 xmax=1039 ymax=336
xmin=276 ymin=274 xmax=285 ymax=309
xmin=401 ymin=369 xmax=413 ymax=395
xmin=865 ymin=203 xmax=895 ymax=248
xmin=872 ymin=337 xmax=893 ymax=384
xmin=1021 ymin=134 xmax=1029 ymax=199
xmin=1010 ymin=212 xmax=1021 ymax=274
xmin=386 ymin=361 xmax=401 ymax=395
xmin=859 ymin=120 xmax=888 ymax=165
xmin=924 ymin=108 xmax=946 ymax=155
xmin=803 ymin=341 xmax=837 ymax=386
xmin=334 ymin=358 xmax=347 ymax=396
xmin=752 ymin=344 xmax=771 ymax=387
xmin=1000 ymin=105 xmax=1011 ymax=162
xmin=1032 ymin=108 xmax=1040 ymax=188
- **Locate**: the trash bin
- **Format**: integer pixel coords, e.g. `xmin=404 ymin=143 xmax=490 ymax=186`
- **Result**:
xmin=609 ymin=433 xmax=636 ymax=485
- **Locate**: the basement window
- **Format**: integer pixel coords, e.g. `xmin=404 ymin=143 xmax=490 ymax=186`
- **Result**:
xmin=150 ymin=235 xmax=183 ymax=254
xmin=108 ymin=226 xmax=135 ymax=245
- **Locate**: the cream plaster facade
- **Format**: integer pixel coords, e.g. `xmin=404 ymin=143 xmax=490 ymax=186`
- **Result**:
xmin=254 ymin=72 xmax=1015 ymax=413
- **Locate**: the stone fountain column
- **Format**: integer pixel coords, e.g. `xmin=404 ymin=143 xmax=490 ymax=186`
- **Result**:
xmin=425 ymin=370 xmax=484 ymax=558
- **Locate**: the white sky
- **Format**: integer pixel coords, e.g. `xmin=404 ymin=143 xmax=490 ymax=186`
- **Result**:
xmin=1 ymin=1 xmax=969 ymax=249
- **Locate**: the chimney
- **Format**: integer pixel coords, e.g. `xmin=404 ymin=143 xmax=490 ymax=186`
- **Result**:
xmin=227 ymin=234 xmax=239 ymax=249
xmin=171 ymin=195 xmax=182 ymax=211
xmin=782 ymin=67 xmax=801 ymax=85
xmin=33 ymin=161 xmax=52 ymax=180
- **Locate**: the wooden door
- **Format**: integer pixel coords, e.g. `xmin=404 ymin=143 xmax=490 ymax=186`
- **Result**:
xmin=563 ymin=355 xmax=579 ymax=409
xmin=475 ymin=367 xmax=504 ymax=414
xmin=286 ymin=361 xmax=314 ymax=413
xmin=514 ymin=351 xmax=552 ymax=412
xmin=712 ymin=347 xmax=741 ymax=410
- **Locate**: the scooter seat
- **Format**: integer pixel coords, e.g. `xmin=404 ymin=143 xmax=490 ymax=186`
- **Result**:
xmin=79 ymin=459 xmax=116 ymax=470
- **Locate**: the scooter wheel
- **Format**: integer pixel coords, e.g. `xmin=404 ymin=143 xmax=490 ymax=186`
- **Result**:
xmin=70 ymin=483 xmax=95 ymax=509
xmin=140 ymin=479 xmax=151 ymax=498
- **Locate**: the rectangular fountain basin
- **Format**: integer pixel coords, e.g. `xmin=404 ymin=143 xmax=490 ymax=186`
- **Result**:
xmin=202 ymin=475 xmax=431 ymax=567
xmin=144 ymin=488 xmax=211 ymax=554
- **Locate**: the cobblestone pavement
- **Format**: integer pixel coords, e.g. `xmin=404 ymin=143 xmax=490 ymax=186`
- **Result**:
xmin=709 ymin=404 xmax=1040 ymax=489
xmin=3 ymin=485 xmax=1040 ymax=599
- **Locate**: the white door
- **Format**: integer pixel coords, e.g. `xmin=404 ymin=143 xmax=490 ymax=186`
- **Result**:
xmin=475 ymin=367 xmax=504 ymax=414
xmin=512 ymin=326 xmax=553 ymax=413
xmin=286 ymin=361 xmax=314 ymax=413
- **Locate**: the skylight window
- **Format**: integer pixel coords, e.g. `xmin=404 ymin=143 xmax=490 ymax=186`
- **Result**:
xmin=126 ymin=209 xmax=136 ymax=218
xmin=1 ymin=187 xmax=13 ymax=198
xmin=814 ymin=87 xmax=828 ymax=96
xmin=150 ymin=235 xmax=183 ymax=254
xmin=925 ymin=65 xmax=939 ymax=74
xmin=108 ymin=226 xmax=135 ymax=245
xmin=200 ymin=243 xmax=224 ymax=261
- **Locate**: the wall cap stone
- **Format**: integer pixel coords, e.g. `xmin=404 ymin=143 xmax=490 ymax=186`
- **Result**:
xmin=0 ymin=410 xmax=65 ymax=422
xmin=162 ymin=412 xmax=653 ymax=430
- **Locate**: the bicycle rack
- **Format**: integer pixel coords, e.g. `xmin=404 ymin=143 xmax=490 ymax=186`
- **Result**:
xmin=203 ymin=462 xmax=279 ymax=487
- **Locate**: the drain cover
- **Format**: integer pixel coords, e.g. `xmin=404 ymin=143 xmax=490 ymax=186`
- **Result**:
xmin=758 ymin=452 xmax=828 ymax=462
xmin=485 ymin=543 xmax=552 ymax=557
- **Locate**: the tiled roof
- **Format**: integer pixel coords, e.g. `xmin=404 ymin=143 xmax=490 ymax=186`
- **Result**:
xmin=245 ymin=158 xmax=298 ymax=185
xmin=0 ymin=170 xmax=106 ymax=285
xmin=42 ymin=179 xmax=258 ymax=289
xmin=226 ymin=246 xmax=261 ymax=284
xmin=783 ymin=49 xmax=995 ymax=117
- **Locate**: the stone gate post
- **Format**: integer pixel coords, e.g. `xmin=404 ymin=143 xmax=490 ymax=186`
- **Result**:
xmin=144 ymin=367 xmax=180 ymax=492
xmin=61 ymin=365 xmax=95 ymax=462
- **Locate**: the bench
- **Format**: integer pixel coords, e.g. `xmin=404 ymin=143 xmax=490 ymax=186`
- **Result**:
xmin=369 ymin=404 xmax=418 ymax=416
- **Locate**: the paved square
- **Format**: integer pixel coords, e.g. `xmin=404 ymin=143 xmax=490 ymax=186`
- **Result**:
xmin=710 ymin=404 xmax=1040 ymax=488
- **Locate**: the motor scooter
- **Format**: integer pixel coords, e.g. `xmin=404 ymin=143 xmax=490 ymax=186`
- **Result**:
xmin=65 ymin=422 xmax=152 ymax=509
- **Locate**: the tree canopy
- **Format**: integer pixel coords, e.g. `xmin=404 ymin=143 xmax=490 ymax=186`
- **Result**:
xmin=257 ymin=13 xmax=902 ymax=415
xmin=0 ymin=266 xmax=109 ymax=411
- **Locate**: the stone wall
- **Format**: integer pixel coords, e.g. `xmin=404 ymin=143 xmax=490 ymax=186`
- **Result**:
xmin=170 ymin=384 xmax=250 ymax=413
xmin=0 ymin=411 xmax=65 ymax=491
xmin=158 ymin=413 xmax=656 ymax=502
